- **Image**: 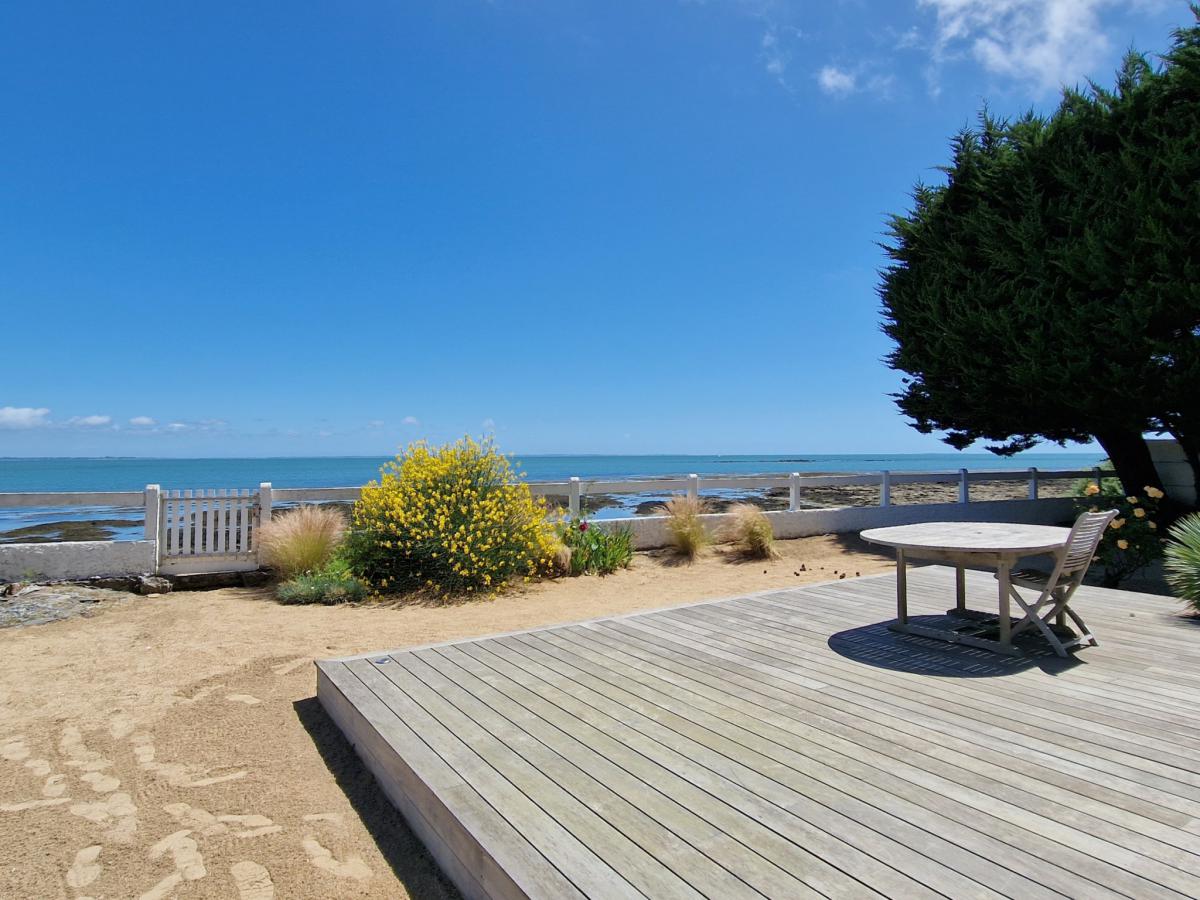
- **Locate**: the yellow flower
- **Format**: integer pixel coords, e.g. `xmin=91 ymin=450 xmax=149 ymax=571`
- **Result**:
xmin=1116 ymin=539 xmax=1129 ymax=550
xmin=1083 ymin=484 xmax=1100 ymax=496
xmin=1133 ymin=507 xmax=1146 ymax=518
xmin=1126 ymin=496 xmax=1139 ymax=505
xmin=1144 ymin=486 xmax=1164 ymax=499
xmin=1109 ymin=518 xmax=1125 ymax=530
xmin=1148 ymin=521 xmax=1158 ymax=530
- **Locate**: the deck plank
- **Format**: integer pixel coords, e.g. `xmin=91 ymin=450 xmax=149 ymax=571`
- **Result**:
xmin=317 ymin=566 xmax=1200 ymax=900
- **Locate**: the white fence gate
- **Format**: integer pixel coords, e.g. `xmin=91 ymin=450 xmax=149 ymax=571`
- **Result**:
xmin=158 ymin=488 xmax=261 ymax=575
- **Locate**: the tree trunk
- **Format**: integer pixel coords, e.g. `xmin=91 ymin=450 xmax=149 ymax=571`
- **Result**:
xmin=1092 ymin=429 xmax=1163 ymax=497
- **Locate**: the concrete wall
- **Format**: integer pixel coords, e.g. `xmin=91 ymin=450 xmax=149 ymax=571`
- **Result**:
xmin=0 ymin=541 xmax=156 ymax=582
xmin=598 ymin=497 xmax=1079 ymax=551
xmin=1148 ymin=438 xmax=1195 ymax=507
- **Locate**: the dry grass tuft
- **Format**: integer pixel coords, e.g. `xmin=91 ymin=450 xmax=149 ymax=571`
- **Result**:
xmin=721 ymin=503 xmax=777 ymax=559
xmin=660 ymin=495 xmax=710 ymax=559
xmin=258 ymin=504 xmax=346 ymax=578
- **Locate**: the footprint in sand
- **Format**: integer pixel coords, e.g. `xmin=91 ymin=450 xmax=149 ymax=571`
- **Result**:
xmin=231 ymin=860 xmax=275 ymax=899
xmin=302 ymin=835 xmax=371 ymax=881
xmin=302 ymin=812 xmax=343 ymax=826
xmin=81 ymin=771 xmax=121 ymax=793
xmin=1 ymin=735 xmax=30 ymax=761
xmin=139 ymin=829 xmax=206 ymax=899
xmin=66 ymin=845 xmax=102 ymax=889
xmin=130 ymin=732 xmax=246 ymax=788
xmin=70 ymin=791 xmax=137 ymax=843
xmin=226 ymin=694 xmax=261 ymax=705
xmin=60 ymin=726 xmax=114 ymax=774
xmin=0 ymin=797 xmax=71 ymax=812
xmin=272 ymin=657 xmax=311 ymax=676
xmin=164 ymin=803 xmax=282 ymax=839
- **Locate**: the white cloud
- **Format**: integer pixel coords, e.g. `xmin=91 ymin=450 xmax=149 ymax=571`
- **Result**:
xmin=918 ymin=0 xmax=1122 ymax=95
xmin=68 ymin=414 xmax=112 ymax=428
xmin=0 ymin=406 xmax=50 ymax=429
xmin=402 ymin=416 xmax=420 ymax=426
xmin=367 ymin=419 xmax=385 ymax=429
xmin=165 ymin=422 xmax=189 ymax=432
xmin=817 ymin=65 xmax=857 ymax=96
xmin=129 ymin=416 xmax=156 ymax=427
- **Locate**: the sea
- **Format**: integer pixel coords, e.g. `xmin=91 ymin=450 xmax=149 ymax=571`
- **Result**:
xmin=0 ymin=452 xmax=1103 ymax=540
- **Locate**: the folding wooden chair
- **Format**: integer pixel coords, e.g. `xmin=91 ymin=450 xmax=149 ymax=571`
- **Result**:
xmin=1001 ymin=509 xmax=1118 ymax=656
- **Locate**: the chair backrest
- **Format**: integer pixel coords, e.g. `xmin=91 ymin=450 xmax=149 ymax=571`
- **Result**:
xmin=1061 ymin=508 xmax=1120 ymax=574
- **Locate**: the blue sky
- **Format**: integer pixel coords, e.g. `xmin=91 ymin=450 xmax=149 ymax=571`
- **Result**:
xmin=0 ymin=1 xmax=1186 ymax=457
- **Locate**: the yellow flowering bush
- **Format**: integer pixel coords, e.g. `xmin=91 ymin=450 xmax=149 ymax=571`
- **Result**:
xmin=1080 ymin=485 xmax=1164 ymax=587
xmin=346 ymin=437 xmax=559 ymax=596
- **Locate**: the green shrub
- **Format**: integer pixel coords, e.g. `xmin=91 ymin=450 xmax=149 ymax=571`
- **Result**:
xmin=258 ymin=504 xmax=346 ymax=578
xmin=721 ymin=503 xmax=776 ymax=559
xmin=346 ymin=437 xmax=558 ymax=596
xmin=660 ymin=495 xmax=709 ymax=560
xmin=1079 ymin=484 xmax=1165 ymax=587
xmin=1071 ymin=459 xmax=1122 ymax=498
xmin=277 ymin=558 xmax=369 ymax=605
xmin=557 ymin=519 xmax=633 ymax=575
xmin=1165 ymin=513 xmax=1200 ymax=613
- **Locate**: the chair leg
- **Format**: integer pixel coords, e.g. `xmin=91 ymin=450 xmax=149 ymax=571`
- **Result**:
xmin=1008 ymin=586 xmax=1078 ymax=656
xmin=1063 ymin=605 xmax=1099 ymax=648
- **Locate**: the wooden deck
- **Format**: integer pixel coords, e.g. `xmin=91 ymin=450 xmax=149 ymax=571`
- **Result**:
xmin=316 ymin=566 xmax=1200 ymax=900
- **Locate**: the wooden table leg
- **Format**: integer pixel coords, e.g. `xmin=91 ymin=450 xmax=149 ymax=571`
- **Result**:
xmin=896 ymin=549 xmax=908 ymax=625
xmin=955 ymin=566 xmax=966 ymax=613
xmin=997 ymin=561 xmax=1011 ymax=646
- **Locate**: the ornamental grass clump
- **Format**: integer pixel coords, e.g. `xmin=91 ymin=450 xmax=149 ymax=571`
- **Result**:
xmin=1079 ymin=484 xmax=1165 ymax=587
xmin=1164 ymin=513 xmax=1200 ymax=613
xmin=346 ymin=437 xmax=558 ymax=596
xmin=660 ymin=495 xmax=710 ymax=559
xmin=258 ymin=504 xmax=347 ymax=578
xmin=722 ymin=503 xmax=777 ymax=559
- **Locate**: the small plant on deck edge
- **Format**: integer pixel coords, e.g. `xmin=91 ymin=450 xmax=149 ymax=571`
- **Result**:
xmin=1164 ymin=512 xmax=1200 ymax=614
xmin=556 ymin=518 xmax=634 ymax=576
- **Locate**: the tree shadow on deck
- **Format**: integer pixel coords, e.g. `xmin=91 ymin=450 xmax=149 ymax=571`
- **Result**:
xmin=828 ymin=618 xmax=1081 ymax=678
xmin=292 ymin=696 xmax=461 ymax=900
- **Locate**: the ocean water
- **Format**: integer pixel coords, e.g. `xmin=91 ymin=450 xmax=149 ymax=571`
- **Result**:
xmin=0 ymin=452 xmax=1103 ymax=539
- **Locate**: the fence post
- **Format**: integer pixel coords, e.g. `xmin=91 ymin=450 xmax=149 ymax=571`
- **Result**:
xmin=958 ymin=468 xmax=969 ymax=504
xmin=880 ymin=470 xmax=891 ymax=507
xmin=687 ymin=474 xmax=699 ymax=503
xmin=788 ymin=472 xmax=801 ymax=511
xmin=1028 ymin=467 xmax=1039 ymax=500
xmin=144 ymin=484 xmax=161 ymax=571
xmin=1093 ymin=466 xmax=1103 ymax=490
xmin=143 ymin=484 xmax=161 ymax=541
xmin=259 ymin=482 xmax=273 ymax=525
xmin=568 ymin=477 xmax=581 ymax=519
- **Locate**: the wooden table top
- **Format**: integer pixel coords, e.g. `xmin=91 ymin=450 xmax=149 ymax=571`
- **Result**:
xmin=861 ymin=521 xmax=1070 ymax=555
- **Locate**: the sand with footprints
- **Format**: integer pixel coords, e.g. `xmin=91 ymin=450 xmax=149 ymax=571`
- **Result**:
xmin=0 ymin=534 xmax=890 ymax=898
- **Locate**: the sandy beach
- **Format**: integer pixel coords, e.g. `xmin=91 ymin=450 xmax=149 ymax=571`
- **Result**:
xmin=0 ymin=535 xmax=891 ymax=899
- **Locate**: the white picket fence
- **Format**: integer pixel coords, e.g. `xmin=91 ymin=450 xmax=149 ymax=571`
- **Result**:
xmin=0 ymin=467 xmax=1107 ymax=580
xmin=157 ymin=487 xmax=261 ymax=574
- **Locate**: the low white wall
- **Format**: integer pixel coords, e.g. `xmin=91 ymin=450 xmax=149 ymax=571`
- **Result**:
xmin=598 ymin=497 xmax=1079 ymax=550
xmin=0 ymin=541 xmax=156 ymax=582
xmin=1148 ymin=438 xmax=1195 ymax=507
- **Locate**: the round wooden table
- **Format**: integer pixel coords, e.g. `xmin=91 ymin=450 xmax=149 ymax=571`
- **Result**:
xmin=861 ymin=522 xmax=1070 ymax=654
